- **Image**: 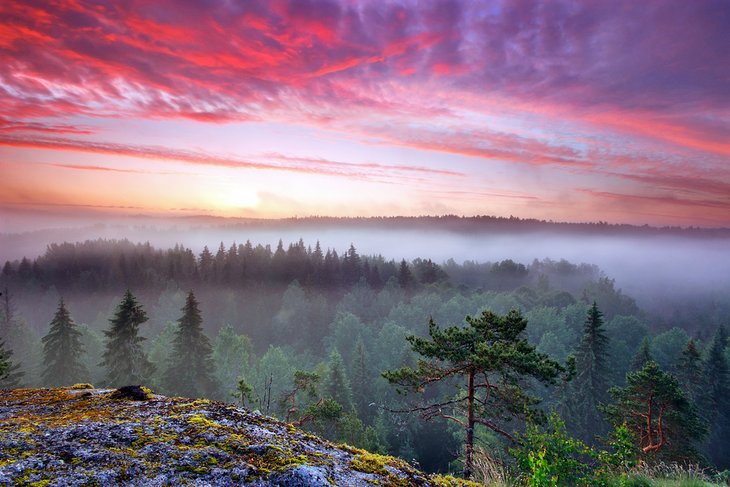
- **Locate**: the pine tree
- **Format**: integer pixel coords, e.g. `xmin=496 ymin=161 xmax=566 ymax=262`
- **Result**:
xmin=568 ymin=302 xmax=611 ymax=442
xmin=603 ymin=361 xmax=706 ymax=464
xmin=163 ymin=291 xmax=218 ymax=398
xmin=100 ymin=290 xmax=154 ymax=386
xmin=383 ymin=309 xmax=565 ymax=479
xmin=699 ymin=326 xmax=730 ymax=468
xmin=41 ymin=298 xmax=88 ymax=387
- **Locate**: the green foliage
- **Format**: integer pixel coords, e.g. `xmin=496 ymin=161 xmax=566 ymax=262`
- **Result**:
xmin=598 ymin=423 xmax=639 ymax=475
xmin=211 ymin=324 xmax=252 ymax=400
xmin=674 ymin=339 xmax=702 ymax=402
xmin=631 ymin=338 xmax=654 ymax=372
xmin=0 ymin=339 xmax=11 ymax=382
xmin=41 ymin=298 xmax=88 ymax=387
xmin=513 ymin=412 xmax=595 ymax=486
xmin=100 ymin=290 xmax=154 ymax=387
xmin=162 ymin=291 xmax=218 ymax=398
xmin=652 ymin=328 xmax=690 ymax=371
xmin=324 ymin=349 xmax=353 ymax=412
xmin=698 ymin=326 xmax=730 ymax=469
xmin=232 ymin=377 xmax=253 ymax=407
xmin=0 ymin=289 xmax=25 ymax=387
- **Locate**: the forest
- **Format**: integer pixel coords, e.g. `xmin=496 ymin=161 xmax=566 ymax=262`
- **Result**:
xmin=1 ymin=237 xmax=729 ymax=484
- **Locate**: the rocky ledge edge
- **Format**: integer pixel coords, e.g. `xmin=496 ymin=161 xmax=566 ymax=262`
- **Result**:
xmin=0 ymin=385 xmax=477 ymax=486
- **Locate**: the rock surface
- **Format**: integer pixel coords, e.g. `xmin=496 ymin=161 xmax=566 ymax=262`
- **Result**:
xmin=0 ymin=386 xmax=475 ymax=486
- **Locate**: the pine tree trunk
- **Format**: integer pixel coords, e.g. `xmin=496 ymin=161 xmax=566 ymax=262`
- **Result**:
xmin=464 ymin=369 xmax=475 ymax=479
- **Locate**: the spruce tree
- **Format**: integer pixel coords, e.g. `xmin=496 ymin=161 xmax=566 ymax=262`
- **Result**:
xmin=100 ymin=290 xmax=154 ymax=386
xmin=351 ymin=338 xmax=372 ymax=422
xmin=162 ymin=291 xmax=218 ymax=398
xmin=565 ymin=302 xmax=610 ymax=443
xmin=325 ymin=349 xmax=353 ymax=412
xmin=674 ymin=339 xmax=702 ymax=402
xmin=0 ymin=288 xmax=23 ymax=387
xmin=41 ymin=298 xmax=88 ymax=387
xmin=631 ymin=337 xmax=653 ymax=371
xmin=0 ymin=340 xmax=12 ymax=383
xmin=699 ymin=327 xmax=730 ymax=468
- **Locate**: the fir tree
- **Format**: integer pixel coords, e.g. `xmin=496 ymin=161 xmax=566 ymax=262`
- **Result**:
xmin=674 ymin=339 xmax=702 ymax=402
xmin=163 ymin=291 xmax=218 ymax=398
xmin=0 ymin=288 xmax=23 ymax=387
xmin=0 ymin=340 xmax=12 ymax=383
xmin=383 ymin=309 xmax=565 ymax=479
xmin=631 ymin=337 xmax=653 ymax=371
xmin=325 ymin=349 xmax=353 ymax=412
xmin=41 ymin=298 xmax=88 ymax=386
xmin=699 ymin=326 xmax=730 ymax=469
xmin=100 ymin=290 xmax=154 ymax=386
xmin=568 ymin=302 xmax=611 ymax=442
xmin=351 ymin=337 xmax=372 ymax=423
xmin=397 ymin=259 xmax=415 ymax=290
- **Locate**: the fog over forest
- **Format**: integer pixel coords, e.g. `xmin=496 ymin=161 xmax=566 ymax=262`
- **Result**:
xmin=2 ymin=215 xmax=729 ymax=313
xmin=3 ymin=215 xmax=730 ymax=474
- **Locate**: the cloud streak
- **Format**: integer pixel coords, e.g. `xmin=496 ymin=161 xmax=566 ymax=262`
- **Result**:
xmin=0 ymin=134 xmax=461 ymax=183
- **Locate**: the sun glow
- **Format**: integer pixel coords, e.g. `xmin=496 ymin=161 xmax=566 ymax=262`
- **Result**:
xmin=216 ymin=189 xmax=260 ymax=213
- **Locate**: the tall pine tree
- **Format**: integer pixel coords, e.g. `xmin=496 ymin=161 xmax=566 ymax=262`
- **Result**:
xmin=384 ymin=310 xmax=565 ymax=479
xmin=100 ymin=290 xmax=154 ymax=386
xmin=603 ymin=361 xmax=706 ymax=464
xmin=42 ymin=298 xmax=88 ymax=386
xmin=162 ymin=291 xmax=218 ymax=398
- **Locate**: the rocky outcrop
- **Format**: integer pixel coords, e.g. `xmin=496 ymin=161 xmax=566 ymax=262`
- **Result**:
xmin=0 ymin=386 xmax=475 ymax=486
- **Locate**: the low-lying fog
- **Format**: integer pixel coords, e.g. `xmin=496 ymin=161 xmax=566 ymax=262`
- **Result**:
xmin=2 ymin=218 xmax=729 ymax=312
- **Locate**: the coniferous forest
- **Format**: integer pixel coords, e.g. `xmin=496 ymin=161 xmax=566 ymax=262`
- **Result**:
xmin=1 ymin=237 xmax=729 ymax=484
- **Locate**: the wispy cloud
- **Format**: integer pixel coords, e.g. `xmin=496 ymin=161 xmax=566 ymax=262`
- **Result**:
xmin=0 ymin=134 xmax=462 ymax=183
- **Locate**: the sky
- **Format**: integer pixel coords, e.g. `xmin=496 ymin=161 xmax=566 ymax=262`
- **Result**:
xmin=1 ymin=0 xmax=729 ymax=228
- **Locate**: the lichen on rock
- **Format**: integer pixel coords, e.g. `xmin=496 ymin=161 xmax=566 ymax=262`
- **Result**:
xmin=0 ymin=386 xmax=476 ymax=486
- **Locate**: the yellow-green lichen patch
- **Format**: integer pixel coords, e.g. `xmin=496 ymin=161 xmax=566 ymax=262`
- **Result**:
xmin=63 ymin=383 xmax=94 ymax=390
xmin=186 ymin=413 xmax=221 ymax=429
xmin=429 ymin=473 xmax=482 ymax=487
